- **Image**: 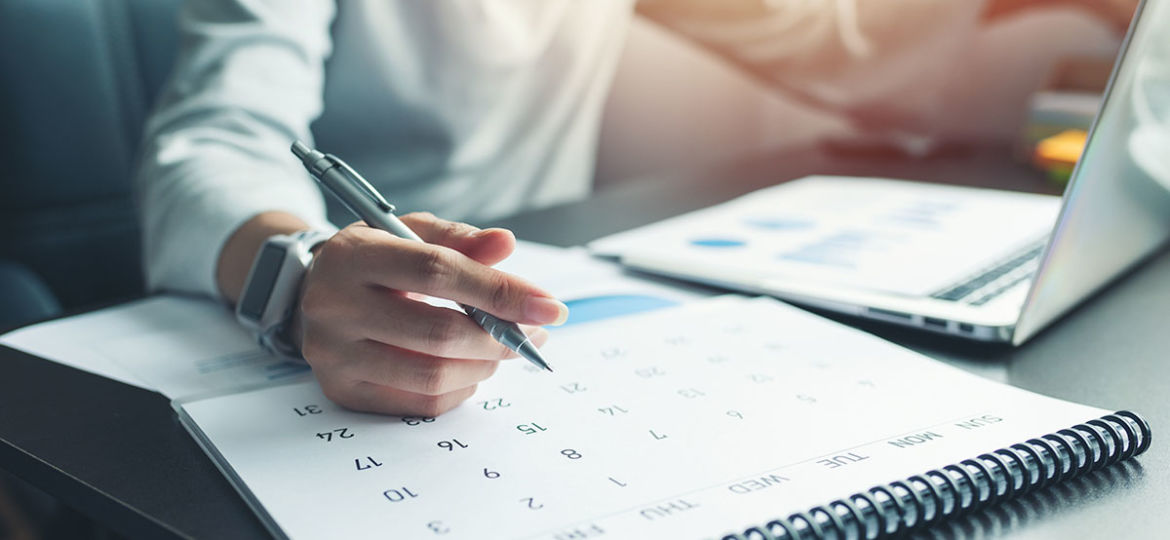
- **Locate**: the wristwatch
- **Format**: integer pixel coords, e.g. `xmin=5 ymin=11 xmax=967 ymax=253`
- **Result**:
xmin=236 ymin=230 xmax=333 ymax=358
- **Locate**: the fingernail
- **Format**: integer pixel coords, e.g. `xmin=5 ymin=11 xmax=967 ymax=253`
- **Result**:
xmin=474 ymin=227 xmax=507 ymax=239
xmin=524 ymin=296 xmax=569 ymax=326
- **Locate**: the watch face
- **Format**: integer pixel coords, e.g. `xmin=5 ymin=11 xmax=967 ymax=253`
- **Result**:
xmin=239 ymin=243 xmax=286 ymax=321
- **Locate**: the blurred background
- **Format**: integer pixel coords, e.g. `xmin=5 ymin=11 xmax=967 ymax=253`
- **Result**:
xmin=597 ymin=4 xmax=1122 ymax=185
xmin=0 ymin=1 xmax=1132 ymax=538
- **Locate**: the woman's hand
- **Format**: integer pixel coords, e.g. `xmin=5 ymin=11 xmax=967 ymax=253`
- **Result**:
xmin=293 ymin=212 xmax=566 ymax=416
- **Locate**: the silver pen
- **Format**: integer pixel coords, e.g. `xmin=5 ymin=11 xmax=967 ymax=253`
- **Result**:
xmin=291 ymin=141 xmax=553 ymax=372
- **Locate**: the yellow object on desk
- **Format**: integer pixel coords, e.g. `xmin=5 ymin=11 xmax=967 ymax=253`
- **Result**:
xmin=1033 ymin=129 xmax=1088 ymax=184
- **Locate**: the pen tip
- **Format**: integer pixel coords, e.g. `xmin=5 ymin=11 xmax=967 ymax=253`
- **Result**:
xmin=518 ymin=340 xmax=553 ymax=373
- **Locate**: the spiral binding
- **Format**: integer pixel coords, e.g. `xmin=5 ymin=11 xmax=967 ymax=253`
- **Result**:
xmin=720 ymin=411 xmax=1151 ymax=540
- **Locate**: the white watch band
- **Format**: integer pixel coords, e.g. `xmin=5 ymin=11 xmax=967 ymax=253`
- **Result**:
xmin=236 ymin=230 xmax=333 ymax=358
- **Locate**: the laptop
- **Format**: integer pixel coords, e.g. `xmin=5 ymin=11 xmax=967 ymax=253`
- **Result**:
xmin=590 ymin=0 xmax=1170 ymax=345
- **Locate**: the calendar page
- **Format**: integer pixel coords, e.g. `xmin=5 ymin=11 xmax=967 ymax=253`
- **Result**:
xmin=177 ymin=297 xmax=1105 ymax=540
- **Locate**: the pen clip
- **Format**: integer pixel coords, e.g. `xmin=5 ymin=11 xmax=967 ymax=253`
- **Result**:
xmin=330 ymin=155 xmax=396 ymax=214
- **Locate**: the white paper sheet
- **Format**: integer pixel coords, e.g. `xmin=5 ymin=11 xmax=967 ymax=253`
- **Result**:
xmin=0 ymin=296 xmax=230 ymax=390
xmin=0 ymin=295 xmax=312 ymax=398
xmin=97 ymin=321 xmax=313 ymax=400
xmin=590 ymin=176 xmax=1063 ymax=297
xmin=0 ymin=241 xmax=702 ymax=398
xmin=497 ymin=242 xmax=706 ymax=327
xmin=178 ymin=296 xmax=1107 ymax=540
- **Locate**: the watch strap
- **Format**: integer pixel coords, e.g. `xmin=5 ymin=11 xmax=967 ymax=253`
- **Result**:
xmin=237 ymin=229 xmax=333 ymax=359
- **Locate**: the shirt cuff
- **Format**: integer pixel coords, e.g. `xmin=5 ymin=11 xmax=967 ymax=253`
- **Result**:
xmin=142 ymin=173 xmax=336 ymax=302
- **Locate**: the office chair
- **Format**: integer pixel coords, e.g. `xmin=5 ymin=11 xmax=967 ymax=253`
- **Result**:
xmin=0 ymin=0 xmax=179 ymax=328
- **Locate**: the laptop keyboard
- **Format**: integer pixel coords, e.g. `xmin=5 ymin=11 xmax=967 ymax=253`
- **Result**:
xmin=931 ymin=239 xmax=1047 ymax=305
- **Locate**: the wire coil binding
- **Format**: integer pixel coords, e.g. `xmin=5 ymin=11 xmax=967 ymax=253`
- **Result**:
xmin=721 ymin=411 xmax=1150 ymax=540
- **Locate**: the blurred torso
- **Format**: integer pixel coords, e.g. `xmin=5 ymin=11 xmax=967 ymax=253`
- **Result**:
xmin=312 ymin=0 xmax=635 ymax=224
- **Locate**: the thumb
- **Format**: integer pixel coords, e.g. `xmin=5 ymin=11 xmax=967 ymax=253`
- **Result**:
xmin=397 ymin=212 xmax=516 ymax=266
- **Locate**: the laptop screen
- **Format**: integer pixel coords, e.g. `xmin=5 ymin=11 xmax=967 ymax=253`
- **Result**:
xmin=1015 ymin=0 xmax=1170 ymax=344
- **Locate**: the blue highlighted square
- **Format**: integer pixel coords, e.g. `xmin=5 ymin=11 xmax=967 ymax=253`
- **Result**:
xmin=560 ymin=295 xmax=680 ymax=327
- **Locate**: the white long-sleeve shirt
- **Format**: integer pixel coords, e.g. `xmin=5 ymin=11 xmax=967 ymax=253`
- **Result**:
xmin=135 ymin=0 xmax=985 ymax=299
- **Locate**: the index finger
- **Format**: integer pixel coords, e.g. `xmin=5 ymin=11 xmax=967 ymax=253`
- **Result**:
xmin=354 ymin=229 xmax=568 ymax=326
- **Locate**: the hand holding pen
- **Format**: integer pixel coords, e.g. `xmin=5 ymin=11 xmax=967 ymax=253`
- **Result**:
xmin=288 ymin=142 xmax=566 ymax=417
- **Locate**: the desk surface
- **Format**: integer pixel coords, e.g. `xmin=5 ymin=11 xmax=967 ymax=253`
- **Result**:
xmin=1 ymin=145 xmax=1166 ymax=539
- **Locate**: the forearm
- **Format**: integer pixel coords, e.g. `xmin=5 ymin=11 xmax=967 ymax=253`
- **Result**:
xmin=984 ymin=0 xmax=1068 ymax=18
xmin=216 ymin=211 xmax=313 ymax=304
xmin=134 ymin=0 xmax=336 ymax=299
xmin=642 ymin=0 xmax=985 ymax=117
xmin=985 ymin=0 xmax=1137 ymax=26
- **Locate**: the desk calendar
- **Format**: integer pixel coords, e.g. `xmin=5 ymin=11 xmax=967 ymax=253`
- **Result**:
xmin=175 ymin=296 xmax=1148 ymax=539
